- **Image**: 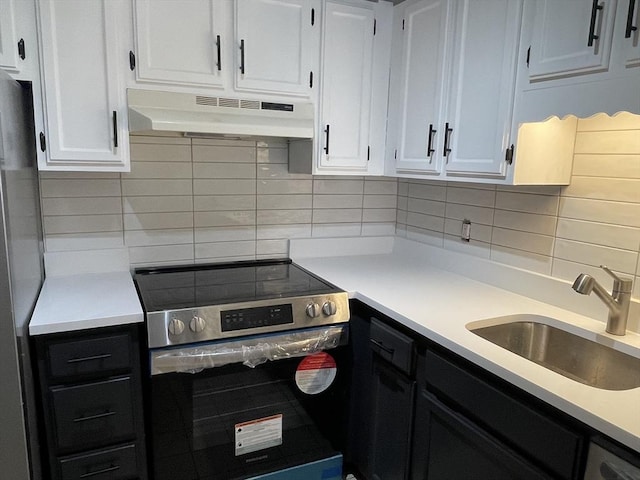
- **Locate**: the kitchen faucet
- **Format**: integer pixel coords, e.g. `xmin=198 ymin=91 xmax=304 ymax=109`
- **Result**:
xmin=572 ymin=265 xmax=633 ymax=336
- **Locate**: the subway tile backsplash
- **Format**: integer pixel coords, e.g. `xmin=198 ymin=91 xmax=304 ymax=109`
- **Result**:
xmin=397 ymin=113 xmax=640 ymax=298
xmin=39 ymin=114 xmax=640 ymax=299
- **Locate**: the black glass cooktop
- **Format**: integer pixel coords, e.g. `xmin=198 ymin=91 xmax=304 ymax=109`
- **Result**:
xmin=134 ymin=259 xmax=338 ymax=312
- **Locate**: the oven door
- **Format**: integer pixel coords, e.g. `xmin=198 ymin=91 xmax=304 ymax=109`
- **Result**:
xmin=146 ymin=326 xmax=350 ymax=480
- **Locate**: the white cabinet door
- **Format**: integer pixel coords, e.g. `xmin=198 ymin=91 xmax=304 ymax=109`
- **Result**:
xmin=529 ymin=0 xmax=617 ymax=80
xmin=622 ymin=0 xmax=640 ymax=67
xmin=234 ymin=0 xmax=319 ymax=96
xmin=394 ymin=0 xmax=451 ymax=175
xmin=318 ymin=1 xmax=374 ymax=172
xmin=133 ymin=0 xmax=227 ymax=88
xmin=0 ymin=0 xmax=21 ymax=73
xmin=38 ymin=0 xmax=129 ymax=170
xmin=444 ymin=0 xmax=522 ymax=178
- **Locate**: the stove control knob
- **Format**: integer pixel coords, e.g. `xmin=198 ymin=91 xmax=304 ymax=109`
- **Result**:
xmin=190 ymin=316 xmax=206 ymax=333
xmin=322 ymin=301 xmax=337 ymax=316
xmin=168 ymin=318 xmax=185 ymax=336
xmin=306 ymin=303 xmax=321 ymax=319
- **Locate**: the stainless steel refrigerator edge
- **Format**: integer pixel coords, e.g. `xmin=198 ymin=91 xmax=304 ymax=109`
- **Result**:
xmin=0 ymin=69 xmax=45 ymax=479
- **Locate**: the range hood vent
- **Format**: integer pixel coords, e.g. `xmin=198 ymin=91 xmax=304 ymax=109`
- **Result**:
xmin=127 ymin=89 xmax=314 ymax=139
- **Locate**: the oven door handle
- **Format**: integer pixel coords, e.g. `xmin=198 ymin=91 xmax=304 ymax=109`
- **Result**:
xmin=150 ymin=325 xmax=349 ymax=375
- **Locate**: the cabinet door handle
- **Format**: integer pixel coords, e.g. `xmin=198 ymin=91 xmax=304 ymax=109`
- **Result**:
xmin=443 ymin=122 xmax=453 ymax=158
xmin=67 ymin=353 xmax=112 ymax=364
xmin=239 ymin=39 xmax=245 ymax=74
xmin=73 ymin=411 xmax=116 ymax=423
xmin=79 ymin=465 xmax=121 ymax=478
xmin=112 ymin=111 xmax=118 ymax=148
xmin=626 ymin=0 xmax=638 ymax=38
xmin=216 ymin=35 xmax=222 ymax=71
xmin=370 ymin=338 xmax=395 ymax=355
xmin=427 ymin=124 xmax=436 ymax=159
xmin=324 ymin=124 xmax=330 ymax=155
xmin=17 ymin=38 xmax=25 ymax=60
xmin=588 ymin=0 xmax=604 ymax=47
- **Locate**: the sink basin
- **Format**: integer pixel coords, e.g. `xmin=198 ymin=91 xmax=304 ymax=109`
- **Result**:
xmin=468 ymin=319 xmax=640 ymax=391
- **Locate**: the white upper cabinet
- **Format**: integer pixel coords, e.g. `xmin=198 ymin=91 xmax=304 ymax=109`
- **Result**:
xmin=388 ymin=0 xmax=524 ymax=182
xmin=0 ymin=0 xmax=22 ymax=74
xmin=38 ymin=0 xmax=130 ymax=171
xmin=392 ymin=0 xmax=450 ymax=176
xmin=317 ymin=1 xmax=374 ymax=172
xmin=514 ymin=0 xmax=640 ymax=123
xmin=133 ymin=0 xmax=227 ymax=88
xmin=529 ymin=0 xmax=617 ymax=81
xmin=234 ymin=0 xmax=319 ymax=97
xmin=444 ymin=0 xmax=522 ymax=179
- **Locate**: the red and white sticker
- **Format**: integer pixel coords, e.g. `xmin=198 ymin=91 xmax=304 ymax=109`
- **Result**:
xmin=235 ymin=414 xmax=283 ymax=456
xmin=295 ymin=352 xmax=337 ymax=395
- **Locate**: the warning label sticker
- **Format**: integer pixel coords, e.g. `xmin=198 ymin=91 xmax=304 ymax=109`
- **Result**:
xmin=235 ymin=414 xmax=283 ymax=456
xmin=295 ymin=352 xmax=337 ymax=395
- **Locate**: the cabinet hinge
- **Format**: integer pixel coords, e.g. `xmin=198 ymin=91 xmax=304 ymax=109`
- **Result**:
xmin=311 ymin=8 xmax=315 ymax=26
xmin=129 ymin=51 xmax=136 ymax=71
xmin=367 ymin=146 xmax=371 ymax=161
xmin=309 ymin=71 xmax=313 ymax=88
xmin=505 ymin=144 xmax=514 ymax=164
xmin=39 ymin=132 xmax=46 ymax=152
xmin=374 ymin=19 xmax=377 ymax=35
xmin=17 ymin=38 xmax=25 ymax=60
xmin=526 ymin=46 xmax=530 ymax=68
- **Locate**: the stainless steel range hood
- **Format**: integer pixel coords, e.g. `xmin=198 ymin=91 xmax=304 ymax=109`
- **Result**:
xmin=127 ymin=89 xmax=314 ymax=139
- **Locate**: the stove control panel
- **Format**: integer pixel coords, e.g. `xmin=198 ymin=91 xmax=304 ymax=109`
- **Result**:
xmin=221 ymin=304 xmax=293 ymax=332
xmin=147 ymin=292 xmax=350 ymax=348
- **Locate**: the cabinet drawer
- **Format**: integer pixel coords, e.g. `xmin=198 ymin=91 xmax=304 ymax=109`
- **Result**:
xmin=370 ymin=317 xmax=414 ymax=375
xmin=59 ymin=443 xmax=139 ymax=480
xmin=47 ymin=333 xmax=131 ymax=379
xmin=423 ymin=350 xmax=583 ymax=479
xmin=51 ymin=377 xmax=135 ymax=452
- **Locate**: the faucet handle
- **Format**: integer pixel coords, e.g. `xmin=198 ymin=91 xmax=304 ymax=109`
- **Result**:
xmin=600 ymin=265 xmax=633 ymax=293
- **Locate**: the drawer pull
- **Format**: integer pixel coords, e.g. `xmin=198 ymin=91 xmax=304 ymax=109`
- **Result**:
xmin=67 ymin=353 xmax=112 ymax=364
xmin=73 ymin=411 xmax=116 ymax=423
xmin=588 ymin=0 xmax=604 ymax=47
xmin=370 ymin=338 xmax=395 ymax=355
xmin=79 ymin=464 xmax=120 ymax=478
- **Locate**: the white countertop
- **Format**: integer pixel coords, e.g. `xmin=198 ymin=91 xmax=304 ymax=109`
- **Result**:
xmin=292 ymin=237 xmax=640 ymax=452
xmin=29 ymin=271 xmax=143 ymax=335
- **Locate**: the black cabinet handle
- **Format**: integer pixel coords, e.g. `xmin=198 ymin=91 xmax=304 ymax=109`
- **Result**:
xmin=79 ymin=465 xmax=120 ymax=478
xmin=626 ymin=0 xmax=638 ymax=38
xmin=73 ymin=411 xmax=116 ymax=423
xmin=427 ymin=123 xmax=436 ymax=158
xmin=370 ymin=338 xmax=395 ymax=355
xmin=39 ymin=132 xmax=46 ymax=152
xmin=17 ymin=38 xmax=25 ymax=60
xmin=324 ymin=124 xmax=330 ymax=155
xmin=505 ymin=144 xmax=515 ymax=164
xmin=239 ymin=39 xmax=245 ymax=74
xmin=216 ymin=35 xmax=222 ymax=71
xmin=443 ymin=122 xmax=453 ymax=157
xmin=588 ymin=0 xmax=604 ymax=47
xmin=67 ymin=353 xmax=112 ymax=364
xmin=112 ymin=111 xmax=118 ymax=148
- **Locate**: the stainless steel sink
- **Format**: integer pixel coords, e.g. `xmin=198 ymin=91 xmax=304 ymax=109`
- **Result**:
xmin=468 ymin=319 xmax=640 ymax=391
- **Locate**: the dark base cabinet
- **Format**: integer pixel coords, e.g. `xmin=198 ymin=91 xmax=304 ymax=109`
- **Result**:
xmin=412 ymin=349 xmax=585 ymax=480
xmin=34 ymin=324 xmax=147 ymax=480
xmin=347 ymin=302 xmax=416 ymax=480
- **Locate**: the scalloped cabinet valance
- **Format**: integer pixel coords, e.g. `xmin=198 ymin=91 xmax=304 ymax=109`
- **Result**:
xmin=512 ymin=112 xmax=640 ymax=186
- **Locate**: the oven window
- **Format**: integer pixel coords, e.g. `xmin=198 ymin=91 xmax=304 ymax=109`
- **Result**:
xmin=149 ymin=351 xmax=349 ymax=480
